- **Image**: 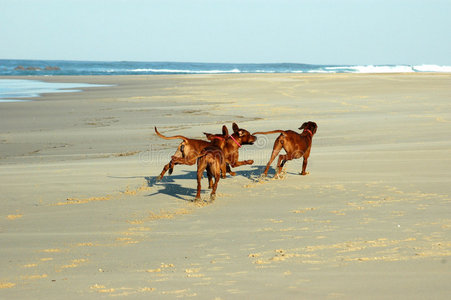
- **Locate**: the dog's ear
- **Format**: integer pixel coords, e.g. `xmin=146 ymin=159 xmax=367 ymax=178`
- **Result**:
xmin=298 ymin=122 xmax=308 ymax=130
xmin=222 ymin=125 xmax=229 ymax=136
xmin=232 ymin=123 xmax=239 ymax=133
xmin=204 ymin=132 xmax=214 ymax=140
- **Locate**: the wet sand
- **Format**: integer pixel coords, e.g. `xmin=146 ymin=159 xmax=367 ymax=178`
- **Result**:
xmin=1 ymin=73 xmax=451 ymax=298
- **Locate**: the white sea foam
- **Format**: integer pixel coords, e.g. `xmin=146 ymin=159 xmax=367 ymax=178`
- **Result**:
xmin=307 ymin=70 xmax=334 ymax=73
xmin=413 ymin=64 xmax=451 ymax=72
xmin=326 ymin=65 xmax=415 ymax=73
xmin=130 ymin=68 xmax=241 ymax=74
xmin=326 ymin=64 xmax=451 ymax=73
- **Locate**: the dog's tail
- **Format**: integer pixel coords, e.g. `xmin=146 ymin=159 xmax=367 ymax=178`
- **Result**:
xmin=155 ymin=127 xmax=189 ymax=142
xmin=252 ymin=130 xmax=285 ymax=135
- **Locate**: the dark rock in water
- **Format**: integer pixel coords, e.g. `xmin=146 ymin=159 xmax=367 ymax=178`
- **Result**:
xmin=14 ymin=65 xmax=60 ymax=72
xmin=45 ymin=66 xmax=61 ymax=71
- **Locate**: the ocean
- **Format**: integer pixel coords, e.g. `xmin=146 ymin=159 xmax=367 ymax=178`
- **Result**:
xmin=1 ymin=59 xmax=450 ymax=102
xmin=1 ymin=59 xmax=451 ymax=76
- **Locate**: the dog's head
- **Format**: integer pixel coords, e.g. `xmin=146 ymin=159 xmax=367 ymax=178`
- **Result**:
xmin=204 ymin=125 xmax=229 ymax=148
xmin=299 ymin=121 xmax=318 ymax=135
xmin=232 ymin=122 xmax=257 ymax=145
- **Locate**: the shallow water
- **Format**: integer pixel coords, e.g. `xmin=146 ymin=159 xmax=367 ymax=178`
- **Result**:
xmin=0 ymin=79 xmax=109 ymax=102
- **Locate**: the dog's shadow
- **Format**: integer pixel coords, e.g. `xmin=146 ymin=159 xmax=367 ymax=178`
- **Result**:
xmin=145 ymin=171 xmax=197 ymax=201
xmin=144 ymin=165 xmax=274 ymax=200
xmin=232 ymin=165 xmax=276 ymax=181
xmin=147 ymin=182 xmax=197 ymax=201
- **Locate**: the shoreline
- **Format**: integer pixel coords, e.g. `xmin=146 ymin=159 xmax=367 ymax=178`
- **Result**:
xmin=0 ymin=78 xmax=111 ymax=103
xmin=2 ymin=72 xmax=450 ymax=102
xmin=1 ymin=73 xmax=450 ymax=298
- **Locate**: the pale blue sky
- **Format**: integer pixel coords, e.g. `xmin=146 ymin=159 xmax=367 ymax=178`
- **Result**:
xmin=1 ymin=0 xmax=450 ymax=65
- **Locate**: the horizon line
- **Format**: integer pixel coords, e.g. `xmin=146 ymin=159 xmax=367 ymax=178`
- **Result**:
xmin=1 ymin=58 xmax=450 ymax=67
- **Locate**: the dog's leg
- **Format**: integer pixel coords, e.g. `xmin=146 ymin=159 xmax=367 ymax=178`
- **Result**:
xmin=196 ymin=158 xmax=206 ymax=201
xmin=221 ymin=160 xmax=227 ymax=179
xmin=231 ymin=160 xmax=254 ymax=167
xmin=157 ymin=161 xmax=172 ymax=180
xmin=168 ymin=157 xmax=189 ymax=175
xmin=263 ymin=141 xmax=283 ymax=176
xmin=226 ymin=160 xmax=252 ymax=176
xmin=196 ymin=170 xmax=202 ymax=200
xmin=226 ymin=164 xmax=236 ymax=176
xmin=169 ymin=156 xmax=197 ymax=175
xmin=300 ymin=149 xmax=311 ymax=175
xmin=168 ymin=159 xmax=175 ymax=175
xmin=170 ymin=156 xmax=184 ymax=164
xmin=276 ymin=154 xmax=288 ymax=176
xmin=167 ymin=146 xmax=184 ymax=176
xmin=300 ymin=157 xmax=309 ymax=175
xmin=206 ymin=165 xmax=213 ymax=189
xmin=210 ymin=164 xmax=220 ymax=201
xmin=167 ymin=157 xmax=184 ymax=176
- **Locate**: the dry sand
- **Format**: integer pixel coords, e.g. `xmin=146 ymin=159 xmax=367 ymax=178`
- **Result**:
xmin=1 ymin=73 xmax=450 ymax=299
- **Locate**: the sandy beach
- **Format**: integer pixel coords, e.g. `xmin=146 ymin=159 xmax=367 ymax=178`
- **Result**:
xmin=1 ymin=73 xmax=451 ymax=299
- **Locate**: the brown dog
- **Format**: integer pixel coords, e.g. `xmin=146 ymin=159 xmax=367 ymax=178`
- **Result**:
xmin=195 ymin=126 xmax=229 ymax=201
xmin=155 ymin=123 xmax=256 ymax=180
xmin=208 ymin=123 xmax=257 ymax=176
xmin=154 ymin=127 xmax=211 ymax=180
xmin=196 ymin=123 xmax=257 ymax=201
xmin=254 ymin=121 xmax=317 ymax=177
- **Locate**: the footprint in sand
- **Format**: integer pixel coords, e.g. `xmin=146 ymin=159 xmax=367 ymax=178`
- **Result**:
xmin=0 ymin=282 xmax=16 ymax=289
xmin=185 ymin=268 xmax=205 ymax=278
xmin=146 ymin=262 xmax=175 ymax=273
xmin=40 ymin=248 xmax=62 ymax=253
xmin=55 ymin=258 xmax=88 ymax=272
xmin=90 ymin=284 xmax=155 ymax=296
xmin=6 ymin=213 xmax=23 ymax=220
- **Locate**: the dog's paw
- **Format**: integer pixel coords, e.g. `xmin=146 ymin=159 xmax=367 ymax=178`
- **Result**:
xmin=300 ymin=171 xmax=309 ymax=176
xmin=229 ymin=171 xmax=236 ymax=176
xmin=246 ymin=160 xmax=254 ymax=165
